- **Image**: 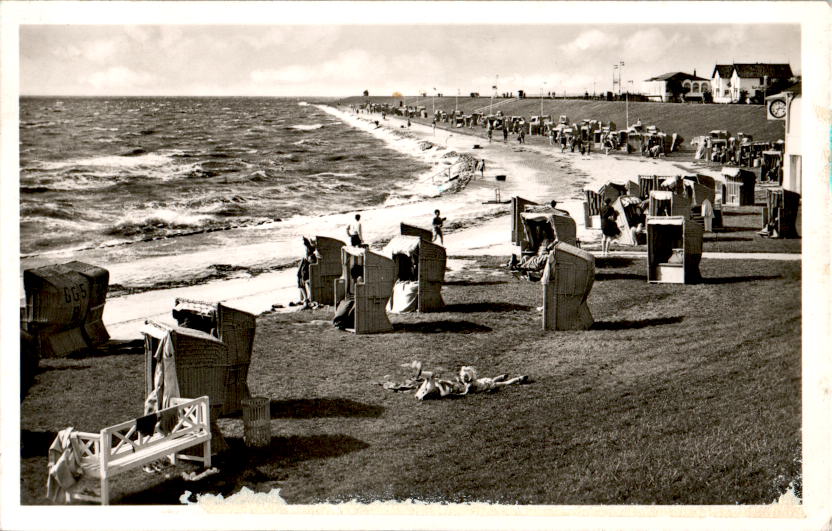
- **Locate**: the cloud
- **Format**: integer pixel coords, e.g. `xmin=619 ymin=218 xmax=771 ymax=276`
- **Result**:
xmin=83 ymin=39 xmax=119 ymax=62
xmin=560 ymin=30 xmax=617 ymax=54
xmin=251 ymin=49 xmax=373 ymax=86
xmin=623 ymin=29 xmax=690 ymax=63
xmin=707 ymin=26 xmax=749 ymax=46
xmin=87 ymin=66 xmax=155 ymax=90
xmin=251 ymin=65 xmax=315 ymax=84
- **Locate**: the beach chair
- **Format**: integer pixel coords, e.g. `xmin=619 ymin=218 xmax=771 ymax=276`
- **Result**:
xmin=542 ymin=242 xmax=595 ymax=331
xmin=511 ymin=196 xmax=539 ymax=246
xmin=384 ymin=235 xmax=446 ymax=313
xmin=334 ymin=247 xmax=397 ymax=334
xmin=583 ymin=190 xmax=603 ymax=229
xmin=22 ymin=261 xmax=110 ymax=358
xmin=611 ymin=196 xmax=646 ymax=246
xmin=309 ymin=236 xmax=346 ymax=306
xmin=520 ymin=210 xmax=578 ymax=252
xmin=761 ymin=187 xmax=800 ymax=239
xmin=148 ymin=298 xmax=256 ymax=416
xmin=646 ymin=217 xmax=703 ymax=284
xmin=400 ymin=222 xmax=433 ymax=241
xmin=719 ymin=167 xmax=756 ymax=206
xmin=648 ymin=189 xmax=691 ymax=219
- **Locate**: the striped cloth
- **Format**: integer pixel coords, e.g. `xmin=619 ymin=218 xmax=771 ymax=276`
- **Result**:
xmin=584 ymin=190 xmax=603 ymax=216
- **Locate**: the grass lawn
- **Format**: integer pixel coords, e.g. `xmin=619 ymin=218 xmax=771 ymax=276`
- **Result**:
xmin=20 ymin=254 xmax=801 ymax=505
xmin=339 ymin=96 xmax=786 ymax=147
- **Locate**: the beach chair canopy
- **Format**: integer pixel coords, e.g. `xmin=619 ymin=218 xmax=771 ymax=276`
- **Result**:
xmin=521 ymin=210 xmax=578 ymax=248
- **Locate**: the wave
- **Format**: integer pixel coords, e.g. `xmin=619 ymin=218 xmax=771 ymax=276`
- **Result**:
xmin=104 ymin=208 xmax=214 ymax=237
xmin=21 ymin=121 xmax=56 ymax=129
xmin=36 ymin=152 xmax=174 ymax=170
xmin=309 ymin=172 xmax=358 ymax=178
xmin=297 ymin=101 xmax=309 ymax=106
xmin=289 ymin=124 xmax=324 ymax=131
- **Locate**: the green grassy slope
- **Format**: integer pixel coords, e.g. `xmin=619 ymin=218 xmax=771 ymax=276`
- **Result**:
xmin=338 ymin=96 xmax=786 ymax=147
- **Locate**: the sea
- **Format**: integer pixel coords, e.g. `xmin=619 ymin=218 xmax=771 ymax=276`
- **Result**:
xmin=19 ymin=97 xmax=434 ymax=258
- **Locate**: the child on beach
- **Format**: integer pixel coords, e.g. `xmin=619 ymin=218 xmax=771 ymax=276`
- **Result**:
xmin=432 ymin=210 xmax=447 ymax=245
xmin=347 ymin=214 xmax=363 ymax=247
xmin=479 ymin=159 xmax=486 ymax=178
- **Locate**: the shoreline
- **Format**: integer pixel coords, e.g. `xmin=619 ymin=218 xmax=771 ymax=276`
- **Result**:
xmin=34 ymin=103 xmax=734 ymax=338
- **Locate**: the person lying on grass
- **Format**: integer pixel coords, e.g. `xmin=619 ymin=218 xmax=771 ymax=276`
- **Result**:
xmin=416 ymin=365 xmax=529 ymax=400
xmin=381 ymin=361 xmax=529 ymax=400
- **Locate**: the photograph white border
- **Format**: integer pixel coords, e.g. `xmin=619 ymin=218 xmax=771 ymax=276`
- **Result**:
xmin=1 ymin=2 xmax=829 ymax=530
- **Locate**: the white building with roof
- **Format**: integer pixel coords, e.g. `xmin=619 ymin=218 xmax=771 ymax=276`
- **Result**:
xmin=642 ymin=72 xmax=710 ymax=102
xmin=711 ymin=63 xmax=794 ymax=104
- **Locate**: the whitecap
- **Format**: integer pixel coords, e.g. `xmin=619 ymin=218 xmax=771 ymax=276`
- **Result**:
xmin=290 ymin=124 xmax=324 ymax=131
xmin=310 ymin=172 xmax=358 ymax=178
xmin=37 ymin=152 xmax=174 ymax=170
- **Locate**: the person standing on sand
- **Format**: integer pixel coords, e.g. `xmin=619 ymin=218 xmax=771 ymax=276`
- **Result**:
xmin=480 ymin=159 xmax=486 ymax=178
xmin=432 ymin=119 xmax=436 ymax=134
xmin=600 ymin=198 xmax=619 ymax=256
xmin=347 ymin=214 xmax=363 ymax=247
xmin=432 ymin=209 xmax=447 ymax=245
xmin=503 ymin=127 xmax=508 ymax=143
xmin=487 ymin=126 xmax=493 ymax=143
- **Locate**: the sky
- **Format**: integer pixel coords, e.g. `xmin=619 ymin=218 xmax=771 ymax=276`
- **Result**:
xmin=20 ymin=24 xmax=800 ymax=97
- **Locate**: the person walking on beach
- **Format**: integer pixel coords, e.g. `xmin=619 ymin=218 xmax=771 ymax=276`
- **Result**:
xmin=347 ymin=214 xmax=364 ymax=247
xmin=479 ymin=159 xmax=486 ymax=178
xmin=432 ymin=209 xmax=447 ymax=245
xmin=503 ymin=127 xmax=508 ymax=143
xmin=487 ymin=126 xmax=493 ymax=143
xmin=432 ymin=119 xmax=437 ymax=134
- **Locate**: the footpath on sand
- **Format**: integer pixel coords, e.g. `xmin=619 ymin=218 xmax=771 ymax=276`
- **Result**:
xmin=101 ymin=107 xmax=800 ymax=339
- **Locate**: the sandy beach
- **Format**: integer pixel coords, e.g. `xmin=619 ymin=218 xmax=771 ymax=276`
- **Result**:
xmin=82 ymin=103 xmax=776 ymax=339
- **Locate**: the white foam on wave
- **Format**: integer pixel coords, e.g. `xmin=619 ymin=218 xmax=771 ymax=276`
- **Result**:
xmin=38 ymin=152 xmax=174 ymax=170
xmin=310 ymin=172 xmax=358 ymax=178
xmin=290 ymin=124 xmax=324 ymax=131
xmin=110 ymin=207 xmax=214 ymax=231
xmin=297 ymin=101 xmax=309 ymax=106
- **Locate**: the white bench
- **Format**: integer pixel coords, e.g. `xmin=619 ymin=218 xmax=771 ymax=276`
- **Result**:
xmin=69 ymin=396 xmax=211 ymax=505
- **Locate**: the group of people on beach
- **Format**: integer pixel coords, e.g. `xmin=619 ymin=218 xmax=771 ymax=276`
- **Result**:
xmin=291 ymin=209 xmax=448 ymax=310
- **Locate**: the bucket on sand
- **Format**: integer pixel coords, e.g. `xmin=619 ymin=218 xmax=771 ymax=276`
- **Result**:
xmin=495 ymin=175 xmax=507 ymax=182
xmin=242 ymin=397 xmax=271 ymax=448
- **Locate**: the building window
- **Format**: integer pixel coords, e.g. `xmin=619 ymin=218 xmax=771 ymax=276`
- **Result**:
xmin=701 ymin=82 xmax=709 ymax=92
xmin=692 ymin=82 xmax=700 ymax=93
xmin=724 ymin=89 xmax=730 ymax=96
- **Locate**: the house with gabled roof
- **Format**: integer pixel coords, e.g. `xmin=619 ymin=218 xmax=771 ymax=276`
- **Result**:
xmin=711 ymin=63 xmax=794 ymax=103
xmin=642 ymin=72 xmax=711 ymax=102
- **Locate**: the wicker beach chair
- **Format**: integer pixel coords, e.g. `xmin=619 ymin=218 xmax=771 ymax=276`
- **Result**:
xmin=167 ymin=298 xmax=257 ymax=415
xmin=334 ymin=247 xmax=396 ymax=334
xmin=646 ymin=216 xmax=703 ymax=284
xmin=22 ymin=261 xmax=110 ymax=358
xmin=542 ymin=242 xmax=595 ymax=331
xmin=309 ymin=236 xmax=346 ymax=306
